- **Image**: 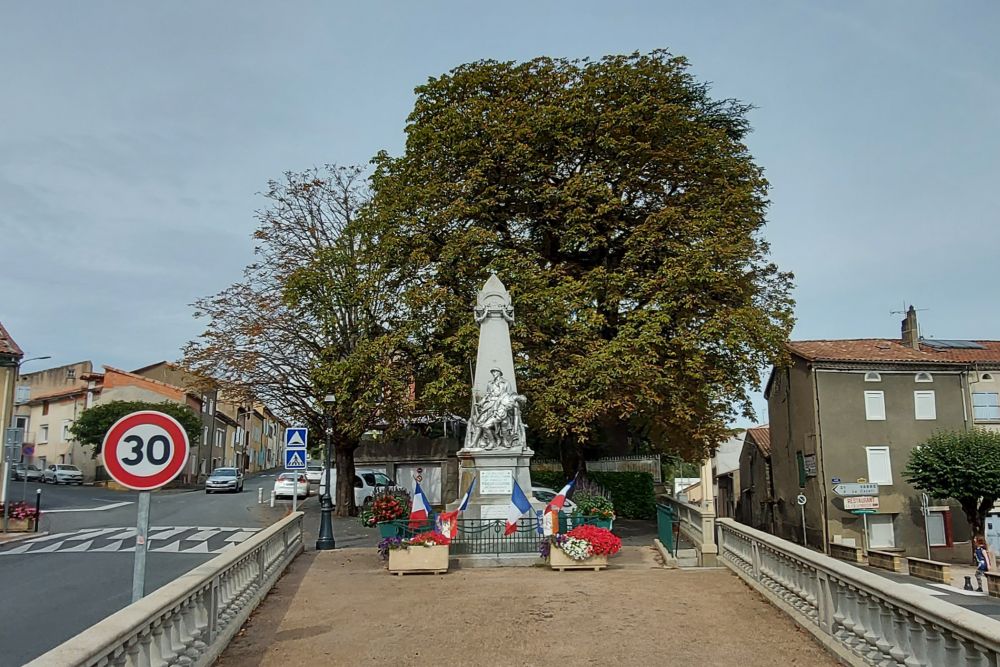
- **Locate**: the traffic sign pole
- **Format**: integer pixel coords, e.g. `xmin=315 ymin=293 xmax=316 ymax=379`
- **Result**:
xmin=132 ymin=491 xmax=151 ymax=603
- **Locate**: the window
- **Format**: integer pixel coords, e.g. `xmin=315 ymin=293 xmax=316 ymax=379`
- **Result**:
xmin=216 ymin=428 xmax=224 ymax=447
xmin=864 ymin=372 xmax=882 ymax=382
xmin=914 ymin=391 xmax=936 ymax=420
xmin=982 ymin=373 xmax=994 ymax=381
xmin=203 ymin=426 xmax=209 ymax=445
xmin=926 ymin=511 xmax=948 ymax=547
xmin=866 ymin=446 xmax=892 ymax=485
xmin=972 ymin=392 xmax=1000 ymax=421
xmin=15 ymin=385 xmax=30 ymax=404
xmin=62 ymin=421 xmax=72 ymax=441
xmin=39 ymin=425 xmax=49 ymax=443
xmin=915 ymin=372 xmax=933 ymax=383
xmin=866 ymin=514 xmax=895 ymax=548
xmin=42 ymin=401 xmax=49 ymax=416
xmin=864 ymin=391 xmax=886 ymax=420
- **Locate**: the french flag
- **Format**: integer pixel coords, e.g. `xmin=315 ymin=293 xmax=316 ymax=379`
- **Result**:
xmin=456 ymin=476 xmax=477 ymax=512
xmin=409 ymin=481 xmax=432 ymax=529
xmin=544 ymin=478 xmax=576 ymax=514
xmin=435 ymin=477 xmax=477 ymax=541
xmin=504 ymin=480 xmax=533 ymax=536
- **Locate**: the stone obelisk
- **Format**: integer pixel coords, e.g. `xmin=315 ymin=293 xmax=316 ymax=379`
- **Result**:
xmin=454 ymin=274 xmax=537 ymax=519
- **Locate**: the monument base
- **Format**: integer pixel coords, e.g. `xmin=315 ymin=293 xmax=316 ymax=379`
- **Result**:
xmin=448 ymin=448 xmax=545 ymax=517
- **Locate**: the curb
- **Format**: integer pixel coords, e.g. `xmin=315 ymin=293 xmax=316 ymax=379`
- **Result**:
xmin=0 ymin=531 xmax=48 ymax=545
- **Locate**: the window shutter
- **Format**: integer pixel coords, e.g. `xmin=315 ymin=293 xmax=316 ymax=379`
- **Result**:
xmin=914 ymin=391 xmax=936 ymax=420
xmin=866 ymin=447 xmax=892 ymax=485
xmin=864 ymin=391 xmax=886 ymax=420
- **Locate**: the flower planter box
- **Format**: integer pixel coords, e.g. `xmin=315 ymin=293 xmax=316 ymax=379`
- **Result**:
xmin=550 ymin=547 xmax=608 ymax=572
xmin=377 ymin=522 xmax=402 ymax=539
xmin=387 ymin=544 xmax=449 ymax=576
xmin=4 ymin=518 xmax=35 ymax=533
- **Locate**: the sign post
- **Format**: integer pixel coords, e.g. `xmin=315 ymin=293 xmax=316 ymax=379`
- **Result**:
xmin=921 ymin=493 xmax=931 ymax=559
xmin=284 ymin=427 xmax=308 ymax=514
xmin=2 ymin=427 xmax=24 ymax=533
xmin=101 ymin=411 xmax=190 ymax=603
xmin=796 ymin=494 xmax=808 ymax=546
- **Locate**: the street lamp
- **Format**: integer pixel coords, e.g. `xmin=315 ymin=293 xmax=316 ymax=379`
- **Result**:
xmin=3 ymin=355 xmax=52 ymax=533
xmin=315 ymin=393 xmax=337 ymax=550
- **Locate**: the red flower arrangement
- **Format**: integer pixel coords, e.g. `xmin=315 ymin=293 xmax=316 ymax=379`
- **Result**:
xmin=565 ymin=524 xmax=621 ymax=556
xmin=372 ymin=495 xmax=405 ymax=523
xmin=408 ymin=531 xmax=450 ymax=547
xmin=0 ymin=501 xmax=40 ymax=521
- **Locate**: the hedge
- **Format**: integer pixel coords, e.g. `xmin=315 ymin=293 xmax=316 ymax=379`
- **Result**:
xmin=529 ymin=470 xmax=656 ymax=520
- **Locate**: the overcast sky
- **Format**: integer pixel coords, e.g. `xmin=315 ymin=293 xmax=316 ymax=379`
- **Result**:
xmin=2 ymin=2 xmax=997 ymax=426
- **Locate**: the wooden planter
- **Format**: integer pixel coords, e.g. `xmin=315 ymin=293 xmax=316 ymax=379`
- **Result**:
xmin=5 ymin=518 xmax=35 ymax=533
xmin=550 ymin=547 xmax=608 ymax=571
xmin=387 ymin=544 xmax=449 ymax=576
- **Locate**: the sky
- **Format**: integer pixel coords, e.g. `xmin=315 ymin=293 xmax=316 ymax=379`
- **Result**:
xmin=2 ymin=2 xmax=998 ymax=427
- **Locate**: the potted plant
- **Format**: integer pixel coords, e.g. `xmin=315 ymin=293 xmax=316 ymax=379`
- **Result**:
xmin=546 ymin=524 xmax=621 ymax=571
xmin=379 ymin=531 xmax=450 ymax=575
xmin=572 ymin=491 xmax=616 ymax=530
xmin=372 ymin=489 xmax=410 ymax=538
xmin=1 ymin=501 xmax=39 ymax=532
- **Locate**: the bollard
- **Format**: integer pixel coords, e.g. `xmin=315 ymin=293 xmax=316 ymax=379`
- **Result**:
xmin=258 ymin=487 xmax=263 ymax=504
xmin=964 ymin=575 xmax=974 ymax=591
xmin=34 ymin=489 xmax=41 ymax=533
xmin=270 ymin=490 xmax=276 ymax=508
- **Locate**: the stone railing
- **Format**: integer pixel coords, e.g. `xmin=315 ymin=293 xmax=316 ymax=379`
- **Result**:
xmin=28 ymin=512 xmax=304 ymax=667
xmin=906 ymin=557 xmax=951 ymax=584
xmin=867 ymin=550 xmax=905 ymax=574
xmin=659 ymin=495 xmax=717 ymax=565
xmin=718 ymin=518 xmax=1000 ymax=666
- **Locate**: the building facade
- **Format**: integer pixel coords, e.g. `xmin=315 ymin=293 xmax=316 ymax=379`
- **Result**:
xmin=738 ymin=426 xmax=774 ymax=533
xmin=766 ymin=307 xmax=1000 ymax=559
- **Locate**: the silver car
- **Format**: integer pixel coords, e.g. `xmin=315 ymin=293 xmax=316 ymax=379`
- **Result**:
xmin=205 ymin=467 xmax=244 ymax=494
xmin=44 ymin=464 xmax=83 ymax=485
xmin=11 ymin=464 xmax=43 ymax=481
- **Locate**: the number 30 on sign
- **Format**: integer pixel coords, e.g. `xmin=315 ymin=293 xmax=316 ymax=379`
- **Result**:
xmin=101 ymin=411 xmax=191 ymax=491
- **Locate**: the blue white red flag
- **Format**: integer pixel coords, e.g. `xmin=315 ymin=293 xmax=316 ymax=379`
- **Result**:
xmin=504 ymin=480 xmax=533 ymax=536
xmin=436 ymin=476 xmax=478 ymax=542
xmin=409 ymin=481 xmax=432 ymax=529
xmin=457 ymin=476 xmax=477 ymax=512
xmin=543 ymin=477 xmax=576 ymax=514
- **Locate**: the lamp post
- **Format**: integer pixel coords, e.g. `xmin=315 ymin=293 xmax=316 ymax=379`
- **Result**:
xmin=3 ymin=355 xmax=52 ymax=533
xmin=315 ymin=393 xmax=337 ymax=550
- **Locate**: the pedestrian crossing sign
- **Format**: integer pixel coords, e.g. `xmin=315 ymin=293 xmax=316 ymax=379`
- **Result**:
xmin=285 ymin=449 xmax=306 ymax=469
xmin=284 ymin=427 xmax=308 ymax=449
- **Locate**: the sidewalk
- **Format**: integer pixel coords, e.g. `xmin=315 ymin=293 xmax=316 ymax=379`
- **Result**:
xmin=217 ymin=546 xmax=837 ymax=666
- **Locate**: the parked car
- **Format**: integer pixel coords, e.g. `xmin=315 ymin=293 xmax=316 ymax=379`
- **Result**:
xmin=205 ymin=467 xmax=244 ymax=494
xmin=305 ymin=464 xmax=324 ymax=485
xmin=273 ymin=472 xmax=310 ymax=499
xmin=531 ymin=486 xmax=577 ymax=513
xmin=10 ymin=463 xmax=43 ymax=482
xmin=319 ymin=468 xmax=396 ymax=507
xmin=44 ymin=464 xmax=83 ymax=485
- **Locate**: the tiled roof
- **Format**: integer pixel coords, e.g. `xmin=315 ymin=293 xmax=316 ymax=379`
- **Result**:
xmin=745 ymin=426 xmax=770 ymax=457
xmin=787 ymin=339 xmax=1000 ymax=365
xmin=0 ymin=321 xmax=23 ymax=358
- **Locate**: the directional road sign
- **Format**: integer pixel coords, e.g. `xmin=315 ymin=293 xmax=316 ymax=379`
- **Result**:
xmin=101 ymin=411 xmax=191 ymax=491
xmin=851 ymin=509 xmax=877 ymax=515
xmin=284 ymin=427 xmax=308 ymax=449
xmin=285 ymin=449 xmax=306 ymax=470
xmin=833 ymin=483 xmax=879 ymax=497
xmin=844 ymin=496 xmax=879 ymax=511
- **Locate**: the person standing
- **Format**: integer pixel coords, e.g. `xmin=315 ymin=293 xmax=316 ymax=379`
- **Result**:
xmin=974 ymin=536 xmax=991 ymax=592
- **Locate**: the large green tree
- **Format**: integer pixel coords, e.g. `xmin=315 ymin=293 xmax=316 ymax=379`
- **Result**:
xmin=183 ymin=166 xmax=415 ymax=515
xmin=373 ymin=50 xmax=794 ymax=470
xmin=905 ymin=429 xmax=1000 ymax=537
xmin=70 ymin=400 xmax=202 ymax=458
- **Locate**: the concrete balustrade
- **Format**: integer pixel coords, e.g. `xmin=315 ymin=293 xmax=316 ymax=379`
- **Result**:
xmin=659 ymin=494 xmax=717 ymax=566
xmin=867 ymin=550 xmax=904 ymax=573
xmin=906 ymin=556 xmax=952 ymax=583
xmin=26 ymin=512 xmax=304 ymax=667
xmin=718 ymin=518 xmax=1000 ymax=667
xmin=828 ymin=542 xmax=864 ymax=564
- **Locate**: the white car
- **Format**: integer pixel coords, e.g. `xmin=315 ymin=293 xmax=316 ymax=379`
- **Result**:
xmin=531 ymin=486 xmax=577 ymax=512
xmin=319 ymin=468 xmax=396 ymax=507
xmin=273 ymin=472 xmax=310 ymax=499
xmin=44 ymin=464 xmax=84 ymax=485
xmin=305 ymin=464 xmax=324 ymax=485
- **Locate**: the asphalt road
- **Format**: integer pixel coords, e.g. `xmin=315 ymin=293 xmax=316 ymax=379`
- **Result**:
xmin=0 ymin=470 xmax=308 ymax=666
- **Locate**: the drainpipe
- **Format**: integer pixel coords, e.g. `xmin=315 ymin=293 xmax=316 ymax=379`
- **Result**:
xmin=812 ymin=367 xmax=831 ymax=552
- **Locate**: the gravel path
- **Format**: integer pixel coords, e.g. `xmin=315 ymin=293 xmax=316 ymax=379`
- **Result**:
xmin=217 ymin=546 xmax=837 ymax=666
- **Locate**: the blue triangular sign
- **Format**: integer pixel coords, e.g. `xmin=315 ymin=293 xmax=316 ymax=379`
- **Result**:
xmin=285 ymin=451 xmax=305 ymax=468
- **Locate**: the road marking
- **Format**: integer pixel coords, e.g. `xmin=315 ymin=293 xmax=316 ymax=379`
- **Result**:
xmin=91 ymin=540 xmax=125 ymax=552
xmin=152 ymin=541 xmax=181 ymax=553
xmin=149 ymin=527 xmax=190 ymax=541
xmin=61 ymin=540 xmax=94 ymax=552
xmin=43 ymin=502 xmax=134 ymax=514
xmin=188 ymin=529 xmax=222 ymax=541
xmin=224 ymin=531 xmax=256 ymax=542
xmin=0 ymin=526 xmax=264 ymax=555
xmin=929 ymin=584 xmax=986 ymax=597
xmin=181 ymin=542 xmax=209 ymax=554
xmin=32 ymin=542 xmax=66 ymax=553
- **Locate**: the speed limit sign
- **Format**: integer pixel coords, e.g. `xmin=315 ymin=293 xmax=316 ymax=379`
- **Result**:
xmin=101 ymin=411 xmax=190 ymax=491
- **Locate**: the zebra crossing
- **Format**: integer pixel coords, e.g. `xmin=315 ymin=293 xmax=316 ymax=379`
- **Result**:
xmin=0 ymin=526 xmax=261 ymax=556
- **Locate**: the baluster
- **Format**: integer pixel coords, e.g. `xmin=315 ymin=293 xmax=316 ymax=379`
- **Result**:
xmin=163 ymin=609 xmax=185 ymax=665
xmin=153 ymin=615 xmax=176 ymax=665
xmin=843 ymin=586 xmax=865 ymax=656
xmin=887 ymin=605 xmax=910 ymax=665
xmin=860 ymin=593 xmax=883 ymax=663
xmin=139 ymin=625 xmax=160 ymax=667
xmin=921 ymin=623 xmax=944 ymax=667
xmin=940 ymin=631 xmax=962 ymax=667
xmin=874 ymin=599 xmax=895 ymax=664
xmin=903 ymin=614 xmax=926 ymax=667
xmin=960 ymin=639 xmax=989 ymax=667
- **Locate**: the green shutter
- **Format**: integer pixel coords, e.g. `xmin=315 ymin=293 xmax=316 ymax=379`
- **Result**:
xmin=796 ymin=451 xmax=806 ymax=488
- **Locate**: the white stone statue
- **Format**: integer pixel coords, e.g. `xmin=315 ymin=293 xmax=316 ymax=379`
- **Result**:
xmin=468 ymin=368 xmax=526 ymax=450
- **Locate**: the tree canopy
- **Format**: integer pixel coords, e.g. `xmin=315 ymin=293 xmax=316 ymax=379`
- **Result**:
xmin=905 ymin=429 xmax=1000 ymax=536
xmin=373 ymin=50 xmax=794 ymax=464
xmin=70 ymin=400 xmax=202 ymax=458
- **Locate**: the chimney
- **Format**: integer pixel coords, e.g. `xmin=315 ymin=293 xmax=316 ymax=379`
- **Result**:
xmin=901 ymin=305 xmax=920 ymax=350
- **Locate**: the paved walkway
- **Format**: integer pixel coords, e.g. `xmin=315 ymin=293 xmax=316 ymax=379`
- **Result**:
xmin=217 ymin=546 xmax=837 ymax=666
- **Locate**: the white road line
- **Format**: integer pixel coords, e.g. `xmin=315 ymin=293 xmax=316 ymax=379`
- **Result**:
xmin=91 ymin=540 xmax=125 ymax=552
xmin=44 ymin=502 xmax=134 ymax=514
xmin=61 ymin=540 xmax=94 ymax=552
xmin=181 ymin=542 xmax=209 ymax=554
xmin=152 ymin=541 xmax=181 ymax=553
xmin=224 ymin=531 xmax=256 ymax=542
xmin=0 ymin=544 xmax=33 ymax=555
xmin=188 ymin=529 xmax=223 ymax=541
xmin=149 ymin=528 xmax=190 ymax=541
xmin=212 ymin=543 xmax=236 ymax=554
xmin=32 ymin=542 xmax=66 ymax=553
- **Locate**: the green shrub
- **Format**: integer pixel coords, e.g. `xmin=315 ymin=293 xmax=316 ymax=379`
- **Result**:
xmin=528 ymin=470 xmax=655 ymax=519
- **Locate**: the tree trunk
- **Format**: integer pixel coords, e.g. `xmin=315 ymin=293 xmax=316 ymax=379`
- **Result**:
xmin=334 ymin=443 xmax=357 ymax=517
xmin=961 ymin=498 xmax=985 ymax=537
xmin=559 ymin=438 xmax=586 ymax=479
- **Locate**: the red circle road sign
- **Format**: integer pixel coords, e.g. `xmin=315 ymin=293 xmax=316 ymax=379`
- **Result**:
xmin=101 ymin=411 xmax=190 ymax=491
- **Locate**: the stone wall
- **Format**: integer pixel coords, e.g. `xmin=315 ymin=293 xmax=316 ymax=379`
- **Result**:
xmin=906 ymin=557 xmax=951 ymax=583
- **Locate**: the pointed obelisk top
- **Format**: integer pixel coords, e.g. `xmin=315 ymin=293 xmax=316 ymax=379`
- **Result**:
xmin=477 ymin=273 xmax=510 ymax=308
